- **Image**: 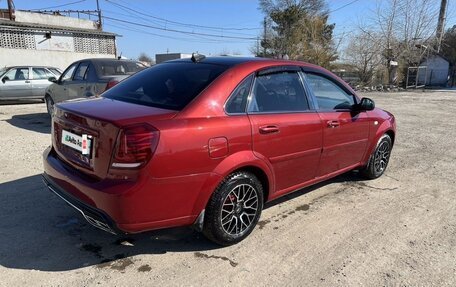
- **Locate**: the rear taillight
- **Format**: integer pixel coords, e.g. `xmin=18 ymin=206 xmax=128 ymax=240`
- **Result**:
xmin=111 ymin=124 xmax=159 ymax=168
xmin=105 ymin=80 xmax=119 ymax=91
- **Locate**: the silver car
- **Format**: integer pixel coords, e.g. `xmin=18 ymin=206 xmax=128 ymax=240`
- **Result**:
xmin=45 ymin=58 xmax=146 ymax=115
xmin=0 ymin=66 xmax=62 ymax=100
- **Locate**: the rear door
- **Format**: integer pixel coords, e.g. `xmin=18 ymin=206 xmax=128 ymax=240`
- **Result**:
xmin=0 ymin=67 xmax=32 ymax=99
xmin=303 ymin=72 xmax=370 ymax=176
xmin=247 ymin=67 xmax=323 ymax=192
xmin=31 ymin=67 xmax=54 ymax=98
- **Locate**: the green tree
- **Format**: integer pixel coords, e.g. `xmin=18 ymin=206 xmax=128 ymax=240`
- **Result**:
xmin=258 ymin=0 xmax=336 ymax=68
xmin=441 ymin=25 xmax=456 ymax=66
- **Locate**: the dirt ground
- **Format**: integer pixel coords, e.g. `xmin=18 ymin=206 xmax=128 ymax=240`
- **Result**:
xmin=0 ymin=90 xmax=455 ymax=286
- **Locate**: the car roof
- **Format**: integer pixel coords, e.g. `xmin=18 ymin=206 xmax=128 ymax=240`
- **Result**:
xmin=165 ymin=56 xmax=325 ymax=70
xmin=3 ymin=66 xmax=60 ymax=69
xmin=81 ymin=58 xmax=140 ymax=63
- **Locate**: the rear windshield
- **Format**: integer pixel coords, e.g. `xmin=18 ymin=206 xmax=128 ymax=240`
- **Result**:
xmin=94 ymin=60 xmax=145 ymax=76
xmin=103 ymin=62 xmax=228 ymax=110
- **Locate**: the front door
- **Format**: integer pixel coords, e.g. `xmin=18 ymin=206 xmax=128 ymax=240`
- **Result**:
xmin=248 ymin=69 xmax=323 ymax=192
xmin=67 ymin=62 xmax=89 ymax=100
xmin=304 ymin=73 xmax=370 ymax=176
xmin=0 ymin=67 xmax=32 ymax=99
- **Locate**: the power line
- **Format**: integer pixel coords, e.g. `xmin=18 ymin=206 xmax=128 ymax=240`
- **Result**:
xmin=329 ymin=0 xmax=361 ymax=13
xmin=30 ymin=0 xmax=86 ymax=11
xmin=105 ymin=0 xmax=261 ymax=32
xmin=104 ymin=21 xmax=252 ymax=44
xmin=102 ymin=15 xmax=257 ymax=40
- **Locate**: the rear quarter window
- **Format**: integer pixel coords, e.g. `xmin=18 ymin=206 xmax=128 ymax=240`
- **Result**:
xmin=103 ymin=62 xmax=227 ymax=110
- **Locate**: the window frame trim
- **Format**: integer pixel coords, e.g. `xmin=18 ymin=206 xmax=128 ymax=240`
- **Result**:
xmin=223 ymin=73 xmax=255 ymax=116
xmin=301 ymin=68 xmax=359 ymax=113
xmin=246 ymin=68 xmax=314 ymax=115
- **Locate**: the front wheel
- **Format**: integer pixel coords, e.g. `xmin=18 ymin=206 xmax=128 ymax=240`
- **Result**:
xmin=45 ymin=95 xmax=54 ymax=117
xmin=361 ymin=134 xmax=393 ymax=179
xmin=203 ymin=171 xmax=264 ymax=246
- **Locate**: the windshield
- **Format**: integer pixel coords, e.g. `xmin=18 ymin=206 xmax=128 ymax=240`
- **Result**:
xmin=94 ymin=60 xmax=146 ymax=76
xmin=103 ymin=62 xmax=227 ymax=110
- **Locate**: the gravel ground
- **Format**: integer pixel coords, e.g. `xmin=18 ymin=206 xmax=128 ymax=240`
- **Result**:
xmin=0 ymin=90 xmax=455 ymax=286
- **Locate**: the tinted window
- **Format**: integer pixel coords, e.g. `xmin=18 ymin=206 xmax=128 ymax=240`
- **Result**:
xmin=49 ymin=68 xmax=62 ymax=76
xmin=305 ymin=73 xmax=354 ymax=110
xmin=103 ymin=62 xmax=227 ymax=110
xmin=4 ymin=68 xmax=29 ymax=80
xmin=248 ymin=71 xmax=309 ymax=113
xmin=74 ymin=62 xmax=89 ymax=81
xmin=61 ymin=63 xmax=77 ymax=82
xmin=225 ymin=74 xmax=253 ymax=114
xmin=94 ymin=60 xmax=145 ymax=76
xmin=32 ymin=68 xmax=53 ymax=79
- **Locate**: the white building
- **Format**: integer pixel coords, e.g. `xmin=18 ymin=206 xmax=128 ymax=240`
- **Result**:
xmin=0 ymin=10 xmax=117 ymax=70
xmin=418 ymin=54 xmax=450 ymax=86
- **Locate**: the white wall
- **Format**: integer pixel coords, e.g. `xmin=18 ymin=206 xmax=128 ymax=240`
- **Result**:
xmin=15 ymin=11 xmax=98 ymax=30
xmin=0 ymin=48 xmax=115 ymax=70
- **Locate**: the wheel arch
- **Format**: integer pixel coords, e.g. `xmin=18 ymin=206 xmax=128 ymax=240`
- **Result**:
xmin=190 ymin=151 xmax=274 ymax=217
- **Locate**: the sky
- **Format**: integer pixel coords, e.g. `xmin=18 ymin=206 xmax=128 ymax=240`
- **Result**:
xmin=5 ymin=0 xmax=456 ymax=59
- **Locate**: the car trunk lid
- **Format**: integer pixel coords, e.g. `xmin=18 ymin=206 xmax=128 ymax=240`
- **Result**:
xmin=52 ymin=97 xmax=177 ymax=180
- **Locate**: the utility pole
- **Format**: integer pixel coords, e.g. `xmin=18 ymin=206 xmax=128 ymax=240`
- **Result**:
xmin=256 ymin=37 xmax=260 ymax=57
xmin=262 ymin=17 xmax=267 ymax=57
xmin=436 ymin=0 xmax=448 ymax=53
xmin=96 ymin=0 xmax=102 ymax=30
xmin=7 ymin=0 xmax=15 ymax=21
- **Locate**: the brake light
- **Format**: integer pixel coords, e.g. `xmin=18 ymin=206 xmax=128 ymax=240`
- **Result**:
xmin=112 ymin=124 xmax=159 ymax=168
xmin=105 ymin=80 xmax=119 ymax=91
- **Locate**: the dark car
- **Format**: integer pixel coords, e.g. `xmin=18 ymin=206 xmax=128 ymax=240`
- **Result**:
xmin=45 ymin=58 xmax=146 ymax=115
xmin=0 ymin=66 xmax=61 ymax=100
xmin=42 ymin=56 xmax=396 ymax=245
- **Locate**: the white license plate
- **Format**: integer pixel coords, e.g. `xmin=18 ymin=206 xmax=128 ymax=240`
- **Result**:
xmin=61 ymin=130 xmax=92 ymax=155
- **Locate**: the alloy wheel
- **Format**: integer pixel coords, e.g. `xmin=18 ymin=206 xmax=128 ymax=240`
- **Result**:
xmin=220 ymin=183 xmax=259 ymax=236
xmin=373 ymin=141 xmax=390 ymax=174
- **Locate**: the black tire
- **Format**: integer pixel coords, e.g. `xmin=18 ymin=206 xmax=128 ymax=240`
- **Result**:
xmin=361 ymin=134 xmax=393 ymax=179
xmin=45 ymin=95 xmax=54 ymax=117
xmin=203 ymin=171 xmax=264 ymax=246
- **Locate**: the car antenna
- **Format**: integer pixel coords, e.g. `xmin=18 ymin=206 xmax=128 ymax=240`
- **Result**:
xmin=191 ymin=53 xmax=205 ymax=63
xmin=117 ymin=52 xmax=122 ymax=60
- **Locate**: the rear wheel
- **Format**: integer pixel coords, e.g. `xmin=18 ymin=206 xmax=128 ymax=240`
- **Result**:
xmin=203 ymin=171 xmax=264 ymax=246
xmin=45 ymin=95 xmax=54 ymax=116
xmin=361 ymin=134 xmax=392 ymax=179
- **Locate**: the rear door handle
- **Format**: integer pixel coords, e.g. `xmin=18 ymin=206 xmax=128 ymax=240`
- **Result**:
xmin=327 ymin=120 xmax=340 ymax=128
xmin=25 ymin=80 xmax=30 ymax=83
xmin=259 ymin=125 xmax=280 ymax=134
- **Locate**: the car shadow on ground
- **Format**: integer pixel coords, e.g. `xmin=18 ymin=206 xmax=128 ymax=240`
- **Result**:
xmin=4 ymin=113 xmax=50 ymax=134
xmin=0 ymin=172 xmax=365 ymax=272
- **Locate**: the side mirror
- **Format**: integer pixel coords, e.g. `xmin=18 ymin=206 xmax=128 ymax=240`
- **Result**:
xmin=48 ymin=76 xmax=57 ymax=83
xmin=2 ymin=76 xmax=10 ymax=83
xmin=356 ymin=97 xmax=375 ymax=111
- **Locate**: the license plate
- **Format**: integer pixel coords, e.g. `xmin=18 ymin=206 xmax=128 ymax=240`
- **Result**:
xmin=61 ymin=130 xmax=92 ymax=155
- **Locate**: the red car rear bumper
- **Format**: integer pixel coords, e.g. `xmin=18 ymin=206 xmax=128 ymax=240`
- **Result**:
xmin=42 ymin=146 xmax=221 ymax=233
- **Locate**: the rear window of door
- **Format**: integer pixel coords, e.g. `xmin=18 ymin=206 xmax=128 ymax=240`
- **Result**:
xmin=305 ymin=73 xmax=355 ymax=110
xmin=247 ymin=71 xmax=309 ymax=113
xmin=103 ymin=62 xmax=227 ymax=110
xmin=73 ymin=62 xmax=89 ymax=81
xmin=32 ymin=68 xmax=53 ymax=80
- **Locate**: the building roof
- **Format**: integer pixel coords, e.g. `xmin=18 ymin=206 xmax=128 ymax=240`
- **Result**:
xmin=0 ymin=19 xmax=118 ymax=36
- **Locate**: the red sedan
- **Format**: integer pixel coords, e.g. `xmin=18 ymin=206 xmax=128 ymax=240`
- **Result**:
xmin=42 ymin=56 xmax=396 ymax=245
